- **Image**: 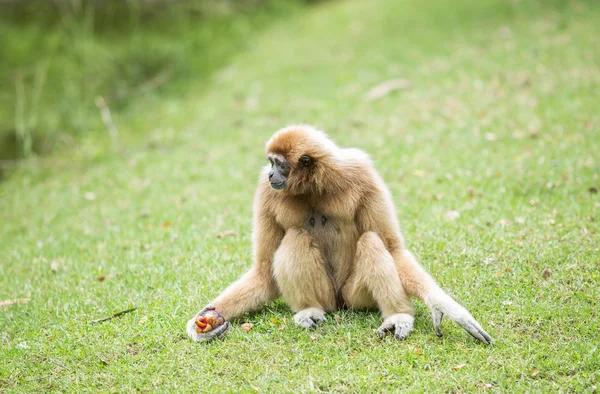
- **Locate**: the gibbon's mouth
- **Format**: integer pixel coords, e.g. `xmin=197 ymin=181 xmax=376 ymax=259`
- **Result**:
xmin=270 ymin=182 xmax=286 ymax=190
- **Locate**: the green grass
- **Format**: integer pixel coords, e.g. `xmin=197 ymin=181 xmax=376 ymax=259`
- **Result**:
xmin=1 ymin=0 xmax=599 ymax=392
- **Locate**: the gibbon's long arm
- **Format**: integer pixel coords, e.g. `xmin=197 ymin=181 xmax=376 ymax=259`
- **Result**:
xmin=186 ymin=190 xmax=282 ymax=342
xmin=210 ymin=199 xmax=283 ymax=319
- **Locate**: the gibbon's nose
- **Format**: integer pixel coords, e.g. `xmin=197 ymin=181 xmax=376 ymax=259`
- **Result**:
xmin=268 ymin=172 xmax=274 ymax=181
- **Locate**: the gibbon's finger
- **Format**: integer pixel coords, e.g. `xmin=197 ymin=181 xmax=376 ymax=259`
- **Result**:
xmin=432 ymin=310 xmax=444 ymax=337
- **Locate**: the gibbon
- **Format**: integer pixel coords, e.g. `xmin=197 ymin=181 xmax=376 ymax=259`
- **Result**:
xmin=187 ymin=125 xmax=492 ymax=344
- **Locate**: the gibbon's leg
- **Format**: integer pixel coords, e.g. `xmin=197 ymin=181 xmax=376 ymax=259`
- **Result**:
xmin=273 ymin=228 xmax=337 ymax=328
xmin=342 ymin=232 xmax=415 ymax=340
xmin=393 ymin=249 xmax=493 ymax=344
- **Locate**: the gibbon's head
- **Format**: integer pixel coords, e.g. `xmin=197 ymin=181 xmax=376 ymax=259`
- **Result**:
xmin=265 ymin=125 xmax=338 ymax=195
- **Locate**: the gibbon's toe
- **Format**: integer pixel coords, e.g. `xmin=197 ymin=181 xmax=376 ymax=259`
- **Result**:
xmin=293 ymin=308 xmax=327 ymax=329
xmin=376 ymin=313 xmax=414 ymax=341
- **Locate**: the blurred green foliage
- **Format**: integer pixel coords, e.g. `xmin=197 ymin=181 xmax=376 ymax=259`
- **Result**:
xmin=0 ymin=0 xmax=306 ymax=161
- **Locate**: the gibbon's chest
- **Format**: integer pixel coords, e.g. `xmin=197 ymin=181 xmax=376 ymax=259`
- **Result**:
xmin=275 ymin=199 xmax=360 ymax=276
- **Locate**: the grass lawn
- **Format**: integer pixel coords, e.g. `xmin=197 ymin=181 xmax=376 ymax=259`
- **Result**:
xmin=1 ymin=0 xmax=599 ymax=391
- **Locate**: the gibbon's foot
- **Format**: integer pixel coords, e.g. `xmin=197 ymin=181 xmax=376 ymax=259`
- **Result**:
xmin=376 ymin=313 xmax=414 ymax=341
xmin=186 ymin=306 xmax=231 ymax=342
xmin=427 ymin=294 xmax=493 ymax=344
xmin=293 ymin=308 xmax=327 ymax=329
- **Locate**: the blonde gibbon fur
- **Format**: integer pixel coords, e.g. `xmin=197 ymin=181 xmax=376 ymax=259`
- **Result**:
xmin=187 ymin=125 xmax=492 ymax=344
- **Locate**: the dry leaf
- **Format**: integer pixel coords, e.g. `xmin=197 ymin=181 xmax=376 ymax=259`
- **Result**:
xmin=529 ymin=199 xmax=539 ymax=206
xmin=589 ymin=187 xmax=598 ymax=194
xmin=241 ymin=323 xmax=254 ymax=332
xmin=139 ymin=316 xmax=148 ymax=325
xmin=467 ymin=186 xmax=475 ymax=199
xmin=452 ymin=364 xmax=466 ymax=371
xmin=161 ymin=221 xmax=172 ymax=229
xmin=309 ymin=335 xmax=317 ymax=341
xmin=366 ymin=78 xmax=412 ymax=101
xmin=0 ymin=298 xmax=29 ymax=309
xmin=278 ymin=323 xmax=286 ymax=330
xmin=97 ymin=276 xmax=106 ymax=282
xmin=531 ymin=367 xmax=540 ymax=376
xmin=484 ymin=383 xmax=493 ymax=389
xmin=333 ymin=314 xmax=342 ymax=321
xmin=542 ymin=269 xmax=552 ymax=280
xmin=495 ymin=271 xmax=504 ymax=278
xmin=532 ymin=261 xmax=539 ymax=269
xmin=216 ymin=230 xmax=236 ymax=239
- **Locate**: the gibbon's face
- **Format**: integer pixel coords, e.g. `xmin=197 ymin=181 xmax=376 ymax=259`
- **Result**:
xmin=267 ymin=152 xmax=313 ymax=192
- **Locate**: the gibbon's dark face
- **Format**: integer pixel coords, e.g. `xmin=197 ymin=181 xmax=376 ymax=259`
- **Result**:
xmin=267 ymin=153 xmax=313 ymax=191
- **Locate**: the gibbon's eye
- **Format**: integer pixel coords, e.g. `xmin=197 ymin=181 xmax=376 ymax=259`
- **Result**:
xmin=298 ymin=155 xmax=312 ymax=167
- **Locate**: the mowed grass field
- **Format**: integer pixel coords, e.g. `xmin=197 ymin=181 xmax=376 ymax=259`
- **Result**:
xmin=1 ymin=0 xmax=599 ymax=392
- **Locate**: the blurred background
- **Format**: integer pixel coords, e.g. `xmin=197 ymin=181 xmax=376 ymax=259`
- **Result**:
xmin=0 ymin=0 xmax=311 ymax=171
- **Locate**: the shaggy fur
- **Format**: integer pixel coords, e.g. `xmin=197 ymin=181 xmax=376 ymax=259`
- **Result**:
xmin=187 ymin=125 xmax=492 ymax=344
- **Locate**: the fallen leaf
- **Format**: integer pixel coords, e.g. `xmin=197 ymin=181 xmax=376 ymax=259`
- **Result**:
xmin=452 ymin=364 xmax=466 ymax=371
xmin=531 ymin=367 xmax=540 ymax=376
xmin=484 ymin=383 xmax=493 ymax=389
xmin=414 ymin=345 xmax=423 ymax=355
xmin=542 ymin=269 xmax=552 ymax=280
xmin=241 ymin=323 xmax=254 ymax=332
xmin=97 ymin=276 xmax=106 ymax=282
xmin=366 ymin=78 xmax=412 ymax=101
xmin=0 ymin=298 xmax=29 ymax=309
xmin=495 ymin=271 xmax=504 ymax=278
xmin=467 ymin=186 xmax=475 ymax=199
xmin=589 ymin=187 xmax=598 ymax=194
xmin=50 ymin=261 xmax=59 ymax=271
xmin=278 ymin=323 xmax=286 ymax=330
xmin=161 ymin=221 xmax=171 ymax=229
xmin=532 ymin=261 xmax=539 ymax=269
xmin=333 ymin=314 xmax=342 ymax=321
xmin=84 ymin=192 xmax=96 ymax=201
xmin=270 ymin=317 xmax=281 ymax=324
xmin=434 ymin=193 xmax=443 ymax=201
xmin=309 ymin=335 xmax=317 ymax=341
xmin=216 ymin=230 xmax=236 ymax=239
xmin=445 ymin=210 xmax=460 ymax=221
xmin=139 ymin=316 xmax=148 ymax=325
xmin=529 ymin=199 xmax=539 ymax=206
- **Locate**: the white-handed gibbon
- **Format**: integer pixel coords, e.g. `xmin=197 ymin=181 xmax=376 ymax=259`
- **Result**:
xmin=187 ymin=125 xmax=492 ymax=344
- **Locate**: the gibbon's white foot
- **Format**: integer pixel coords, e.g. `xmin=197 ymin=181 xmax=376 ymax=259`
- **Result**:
xmin=376 ymin=313 xmax=414 ymax=341
xmin=426 ymin=292 xmax=492 ymax=344
xmin=293 ymin=307 xmax=327 ymax=329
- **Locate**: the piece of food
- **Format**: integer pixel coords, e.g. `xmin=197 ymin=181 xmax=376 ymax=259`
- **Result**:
xmin=195 ymin=310 xmax=225 ymax=334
